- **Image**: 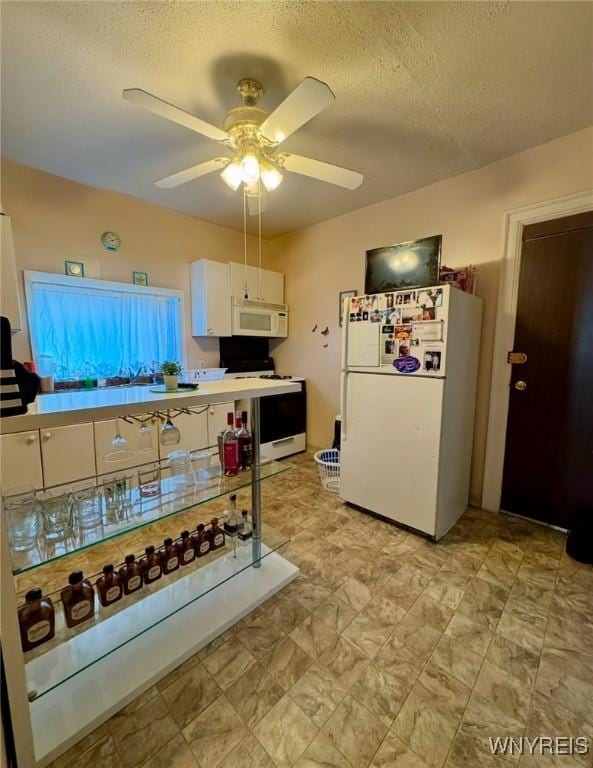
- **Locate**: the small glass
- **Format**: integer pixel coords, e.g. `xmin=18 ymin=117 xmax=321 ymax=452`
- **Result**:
xmin=102 ymin=474 xmax=134 ymax=521
xmin=3 ymin=486 xmax=39 ymax=552
xmin=73 ymin=486 xmax=103 ymax=530
xmin=38 ymin=492 xmax=74 ymax=541
xmin=191 ymin=450 xmax=212 ymax=486
xmin=138 ymin=464 xmax=161 ymax=497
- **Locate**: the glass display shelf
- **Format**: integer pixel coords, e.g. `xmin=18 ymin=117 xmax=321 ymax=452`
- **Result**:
xmin=23 ymin=524 xmax=289 ymax=701
xmin=10 ymin=461 xmax=288 ymax=575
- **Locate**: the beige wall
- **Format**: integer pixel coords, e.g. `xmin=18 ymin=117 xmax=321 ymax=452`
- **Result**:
xmin=0 ymin=157 xmax=264 ymax=366
xmin=268 ymin=127 xmax=593 ymax=505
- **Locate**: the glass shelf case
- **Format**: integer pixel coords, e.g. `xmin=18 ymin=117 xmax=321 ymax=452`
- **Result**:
xmin=10 ymin=461 xmax=288 ymax=575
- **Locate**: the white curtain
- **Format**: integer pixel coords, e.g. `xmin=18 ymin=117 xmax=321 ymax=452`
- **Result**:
xmin=28 ymin=280 xmax=182 ymax=379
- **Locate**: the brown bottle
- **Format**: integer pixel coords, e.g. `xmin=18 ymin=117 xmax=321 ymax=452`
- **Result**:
xmin=160 ymin=537 xmax=180 ymax=575
xmin=193 ymin=523 xmax=211 ymax=557
xmin=18 ymin=588 xmax=55 ymax=652
xmin=209 ymin=518 xmax=225 ymax=551
xmin=119 ymin=554 xmax=143 ymax=595
xmin=61 ymin=571 xmax=95 ymax=628
xmin=140 ymin=545 xmax=162 ymax=584
xmin=177 ymin=530 xmax=195 ymax=566
xmin=96 ymin=564 xmax=123 ymax=607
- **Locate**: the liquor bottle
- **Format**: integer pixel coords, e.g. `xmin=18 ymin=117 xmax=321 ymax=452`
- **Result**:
xmin=161 ymin=537 xmax=180 ymax=575
xmin=238 ymin=510 xmax=253 ymax=545
xmin=222 ymin=413 xmax=239 ymax=476
xmin=96 ymin=564 xmax=123 ymax=607
xmin=61 ymin=571 xmax=95 ymax=628
xmin=209 ymin=517 xmax=225 ymax=550
xmin=140 ymin=545 xmax=162 ymax=584
xmin=18 ymin=588 xmax=55 ymax=652
xmin=193 ymin=523 xmax=211 ymax=557
xmin=119 ymin=554 xmax=143 ymax=595
xmin=177 ymin=530 xmax=196 ymax=566
xmin=223 ymin=494 xmax=240 ymax=536
xmin=237 ymin=411 xmax=253 ymax=470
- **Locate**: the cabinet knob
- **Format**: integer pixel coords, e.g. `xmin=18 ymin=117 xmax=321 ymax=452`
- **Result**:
xmin=26 ymin=434 xmax=37 ymax=444
xmin=207 ymin=328 xmax=213 ymax=335
xmin=42 ymin=431 xmax=52 ymax=441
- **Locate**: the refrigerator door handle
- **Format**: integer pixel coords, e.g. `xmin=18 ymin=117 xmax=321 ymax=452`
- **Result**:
xmin=340 ymin=370 xmax=349 ymax=441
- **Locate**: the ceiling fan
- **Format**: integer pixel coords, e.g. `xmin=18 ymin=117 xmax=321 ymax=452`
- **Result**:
xmin=122 ymin=76 xmax=363 ymax=214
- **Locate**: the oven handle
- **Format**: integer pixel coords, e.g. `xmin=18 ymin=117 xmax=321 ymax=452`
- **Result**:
xmin=271 ymin=437 xmax=295 ymax=445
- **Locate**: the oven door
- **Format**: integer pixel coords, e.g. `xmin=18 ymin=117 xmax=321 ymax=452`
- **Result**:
xmin=232 ymin=305 xmax=279 ymax=337
xmin=260 ymin=383 xmax=306 ymax=445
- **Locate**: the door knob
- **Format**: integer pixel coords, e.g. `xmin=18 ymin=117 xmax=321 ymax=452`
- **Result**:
xmin=514 ymin=380 xmax=527 ymax=391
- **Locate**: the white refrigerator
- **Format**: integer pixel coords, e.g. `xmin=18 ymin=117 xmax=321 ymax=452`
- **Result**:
xmin=340 ymin=284 xmax=482 ymax=540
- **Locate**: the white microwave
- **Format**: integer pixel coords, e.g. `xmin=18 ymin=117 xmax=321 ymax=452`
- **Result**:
xmin=231 ymin=298 xmax=288 ymax=337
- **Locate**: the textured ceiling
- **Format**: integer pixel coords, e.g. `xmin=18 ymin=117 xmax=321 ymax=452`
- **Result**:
xmin=2 ymin=1 xmax=592 ymax=238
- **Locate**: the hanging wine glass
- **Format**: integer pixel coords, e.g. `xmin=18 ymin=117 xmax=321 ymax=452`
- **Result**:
xmin=159 ymin=412 xmax=181 ymax=446
xmin=104 ymin=418 xmax=136 ymax=463
xmin=138 ymin=422 xmax=153 ymax=454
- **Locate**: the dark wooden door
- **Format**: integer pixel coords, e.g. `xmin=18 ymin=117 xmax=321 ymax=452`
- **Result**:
xmin=501 ymin=211 xmax=593 ymax=528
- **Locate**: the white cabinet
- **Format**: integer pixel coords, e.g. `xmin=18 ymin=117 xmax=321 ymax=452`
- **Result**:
xmin=229 ymin=262 xmax=284 ymax=304
xmin=190 ymin=259 xmax=231 ymax=337
xmin=0 ymin=431 xmax=43 ymax=490
xmin=158 ymin=410 xmax=208 ymax=460
xmin=207 ymin=402 xmax=234 ymax=454
xmin=40 ymin=423 xmax=96 ymax=487
xmin=95 ymin=416 xmax=159 ymax=475
xmin=0 ymin=214 xmax=23 ymax=332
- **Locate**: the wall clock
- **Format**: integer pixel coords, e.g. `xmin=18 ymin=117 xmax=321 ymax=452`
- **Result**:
xmin=101 ymin=231 xmax=121 ymax=251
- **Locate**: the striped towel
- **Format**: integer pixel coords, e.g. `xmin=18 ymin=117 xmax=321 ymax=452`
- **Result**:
xmin=1 ymin=315 xmax=26 ymax=416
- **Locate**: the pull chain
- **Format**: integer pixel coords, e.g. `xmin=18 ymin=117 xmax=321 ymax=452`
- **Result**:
xmin=243 ymin=185 xmax=248 ymax=299
xmin=258 ymin=176 xmax=262 ymax=301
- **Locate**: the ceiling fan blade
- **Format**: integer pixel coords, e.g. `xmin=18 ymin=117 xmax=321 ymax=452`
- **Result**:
xmin=123 ymin=88 xmax=229 ymax=143
xmin=259 ymin=77 xmax=334 ymax=144
xmin=155 ymin=158 xmax=228 ymax=188
xmin=280 ymin=153 xmax=363 ymax=190
xmin=247 ymin=189 xmax=267 ymax=216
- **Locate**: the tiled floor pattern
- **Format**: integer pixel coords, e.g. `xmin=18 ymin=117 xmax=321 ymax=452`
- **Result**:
xmin=47 ymin=453 xmax=593 ymax=768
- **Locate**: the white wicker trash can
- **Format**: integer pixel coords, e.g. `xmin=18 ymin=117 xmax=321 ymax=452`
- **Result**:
xmin=314 ymin=449 xmax=341 ymax=493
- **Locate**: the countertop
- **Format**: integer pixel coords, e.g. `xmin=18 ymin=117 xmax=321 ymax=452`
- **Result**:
xmin=0 ymin=379 xmax=300 ymax=433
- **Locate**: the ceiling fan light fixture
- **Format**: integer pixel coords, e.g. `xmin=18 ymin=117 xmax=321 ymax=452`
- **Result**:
xmin=221 ymin=161 xmax=242 ymax=190
xmin=260 ymin=161 xmax=283 ymax=192
xmin=240 ymin=153 xmax=260 ymax=184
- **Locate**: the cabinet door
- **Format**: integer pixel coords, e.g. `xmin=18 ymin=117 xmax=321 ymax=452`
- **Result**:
xmin=158 ymin=410 xmax=208 ymax=460
xmin=95 ymin=416 xmax=159 ymax=475
xmin=0 ymin=431 xmax=43 ymax=490
xmin=207 ymin=402 xmax=234 ymax=453
xmin=41 ymin=423 xmax=96 ymax=488
xmin=260 ymin=269 xmax=284 ymax=304
xmin=191 ymin=259 xmax=231 ymax=337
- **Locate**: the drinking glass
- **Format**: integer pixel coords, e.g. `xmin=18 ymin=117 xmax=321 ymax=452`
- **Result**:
xmin=38 ymin=492 xmax=74 ymax=541
xmin=102 ymin=474 xmax=134 ymax=521
xmin=138 ymin=464 xmax=161 ymax=497
xmin=73 ymin=486 xmax=103 ymax=530
xmin=138 ymin=423 xmax=153 ymax=454
xmin=191 ymin=450 xmax=212 ymax=486
xmin=3 ymin=486 xmax=39 ymax=552
xmin=159 ymin=414 xmax=181 ymax=447
xmin=104 ymin=419 xmax=136 ymax=463
xmin=167 ymin=450 xmax=192 ymax=490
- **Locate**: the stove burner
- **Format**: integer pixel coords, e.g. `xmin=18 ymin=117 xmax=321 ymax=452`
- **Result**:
xmin=259 ymin=374 xmax=293 ymax=380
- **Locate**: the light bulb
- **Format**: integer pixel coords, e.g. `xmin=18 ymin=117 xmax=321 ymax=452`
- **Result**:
xmin=260 ymin=162 xmax=283 ymax=192
xmin=221 ymin=162 xmax=242 ymax=191
xmin=240 ymin=153 xmax=260 ymax=184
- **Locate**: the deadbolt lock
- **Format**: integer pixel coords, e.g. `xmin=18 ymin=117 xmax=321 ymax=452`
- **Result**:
xmin=514 ymin=380 xmax=527 ymax=391
xmin=508 ymin=351 xmax=528 ymax=364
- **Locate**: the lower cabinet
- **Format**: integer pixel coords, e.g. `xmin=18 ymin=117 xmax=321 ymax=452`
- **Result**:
xmin=40 ymin=423 xmax=96 ymax=488
xmin=0 ymin=430 xmax=43 ymax=490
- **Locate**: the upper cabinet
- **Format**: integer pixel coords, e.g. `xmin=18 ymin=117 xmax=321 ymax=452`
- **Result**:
xmin=0 ymin=214 xmax=23 ymax=332
xmin=190 ymin=259 xmax=232 ymax=337
xmin=229 ymin=262 xmax=284 ymax=304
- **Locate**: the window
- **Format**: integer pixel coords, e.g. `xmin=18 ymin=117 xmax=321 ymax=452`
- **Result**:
xmin=25 ymin=272 xmax=184 ymax=380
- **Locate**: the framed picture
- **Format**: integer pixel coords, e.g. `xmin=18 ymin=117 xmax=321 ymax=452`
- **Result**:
xmin=64 ymin=260 xmax=84 ymax=277
xmin=365 ymin=234 xmax=442 ymax=293
xmin=339 ymin=289 xmax=357 ymax=326
xmin=133 ymin=271 xmax=148 ymax=286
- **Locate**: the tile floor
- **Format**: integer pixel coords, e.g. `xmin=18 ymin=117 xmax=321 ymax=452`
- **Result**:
xmin=46 ymin=452 xmax=593 ymax=768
